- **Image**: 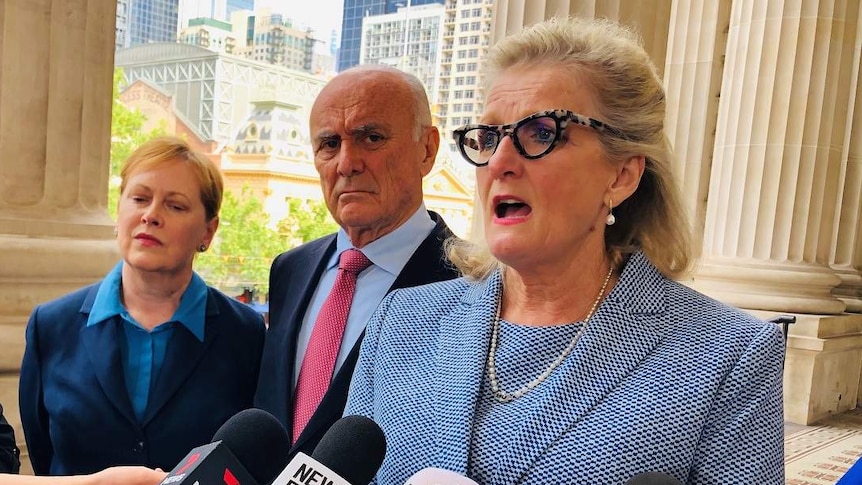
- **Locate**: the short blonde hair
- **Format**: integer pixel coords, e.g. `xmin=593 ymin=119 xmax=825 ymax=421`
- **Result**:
xmin=449 ymin=17 xmax=692 ymax=280
xmin=120 ymin=136 xmax=223 ymax=221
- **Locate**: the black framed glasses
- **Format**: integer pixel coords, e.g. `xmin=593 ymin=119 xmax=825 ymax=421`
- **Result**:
xmin=452 ymin=109 xmax=625 ymax=167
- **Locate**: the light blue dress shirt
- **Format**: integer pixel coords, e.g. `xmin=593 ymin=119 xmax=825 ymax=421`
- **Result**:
xmin=292 ymin=204 xmax=435 ymax=388
xmin=87 ymin=262 xmax=207 ymax=422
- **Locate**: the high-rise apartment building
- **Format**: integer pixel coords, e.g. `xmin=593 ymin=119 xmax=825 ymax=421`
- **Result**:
xmin=338 ymin=0 xmax=444 ymax=72
xmin=436 ymin=0 xmax=492 ymax=153
xmin=179 ymin=18 xmax=236 ymax=54
xmin=359 ymin=3 xmax=445 ymax=101
xmin=230 ymin=10 xmax=323 ymax=73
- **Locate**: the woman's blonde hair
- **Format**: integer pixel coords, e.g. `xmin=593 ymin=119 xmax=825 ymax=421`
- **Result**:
xmin=449 ymin=16 xmax=692 ymax=280
xmin=120 ymin=136 xmax=224 ymax=221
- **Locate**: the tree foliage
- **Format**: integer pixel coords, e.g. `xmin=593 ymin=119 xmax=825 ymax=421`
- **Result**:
xmin=196 ymin=187 xmax=286 ymax=293
xmin=278 ymin=198 xmax=339 ymax=245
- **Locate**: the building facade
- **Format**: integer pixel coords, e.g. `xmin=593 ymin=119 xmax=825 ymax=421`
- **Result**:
xmin=118 ymin=0 xmax=180 ymax=48
xmin=338 ymin=0 xmax=445 ymax=72
xmin=435 ymin=0 xmax=493 ymax=153
xmin=359 ymin=3 xmax=446 ymax=101
xmin=115 ymin=42 xmax=327 ymax=143
xmin=229 ymin=9 xmax=326 ymax=74
xmin=179 ymin=17 xmax=236 ymax=54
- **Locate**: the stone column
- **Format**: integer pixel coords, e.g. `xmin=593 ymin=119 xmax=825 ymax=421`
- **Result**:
xmin=829 ymin=3 xmax=862 ymax=412
xmin=831 ymin=25 xmax=862 ymax=314
xmin=0 ymin=0 xmax=119 ymax=470
xmin=662 ymin=1 xmax=732 ymax=254
xmin=693 ymin=0 xmax=858 ymax=316
xmin=691 ymin=0 xmax=862 ymax=424
xmin=491 ymin=0 xmax=672 ymax=73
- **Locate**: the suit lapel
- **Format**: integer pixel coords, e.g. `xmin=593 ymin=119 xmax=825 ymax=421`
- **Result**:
xmin=141 ymin=290 xmax=220 ymax=427
xmin=492 ymin=253 xmax=668 ymax=484
xmin=433 ymin=274 xmax=497 ymax=472
xmin=81 ymin=317 xmax=139 ymax=428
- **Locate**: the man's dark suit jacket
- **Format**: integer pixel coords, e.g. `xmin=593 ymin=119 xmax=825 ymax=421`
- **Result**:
xmin=19 ymin=283 xmax=265 ymax=476
xmin=0 ymin=403 xmax=20 ymax=473
xmin=255 ymin=211 xmax=460 ymax=456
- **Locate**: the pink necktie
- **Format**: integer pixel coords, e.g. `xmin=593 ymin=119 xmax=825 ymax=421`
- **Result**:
xmin=293 ymin=248 xmax=372 ymax=442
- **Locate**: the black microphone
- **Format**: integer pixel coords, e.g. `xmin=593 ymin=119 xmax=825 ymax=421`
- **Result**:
xmin=625 ymin=472 xmax=684 ymax=484
xmin=272 ymin=415 xmax=386 ymax=485
xmin=160 ymin=408 xmax=291 ymax=485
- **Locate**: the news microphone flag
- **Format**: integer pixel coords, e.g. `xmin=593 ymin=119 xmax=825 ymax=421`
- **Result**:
xmin=272 ymin=452 xmax=351 ymax=485
xmin=160 ymin=441 xmax=258 ymax=485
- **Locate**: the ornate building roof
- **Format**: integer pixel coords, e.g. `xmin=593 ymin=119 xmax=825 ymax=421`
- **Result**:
xmin=229 ymin=99 xmax=311 ymax=161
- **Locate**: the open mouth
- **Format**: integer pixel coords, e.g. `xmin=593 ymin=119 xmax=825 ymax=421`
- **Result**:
xmin=495 ymin=198 xmax=532 ymax=219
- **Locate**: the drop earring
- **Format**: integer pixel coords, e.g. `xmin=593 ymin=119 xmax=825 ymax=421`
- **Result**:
xmin=606 ymin=199 xmax=616 ymax=226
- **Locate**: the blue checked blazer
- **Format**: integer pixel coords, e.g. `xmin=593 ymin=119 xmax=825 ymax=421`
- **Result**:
xmin=344 ymin=252 xmax=785 ymax=484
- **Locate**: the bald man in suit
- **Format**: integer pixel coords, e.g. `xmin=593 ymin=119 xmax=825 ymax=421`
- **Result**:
xmin=254 ymin=66 xmax=460 ymax=457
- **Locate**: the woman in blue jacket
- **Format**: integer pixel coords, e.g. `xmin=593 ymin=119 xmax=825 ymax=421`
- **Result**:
xmin=19 ymin=137 xmax=265 ymax=475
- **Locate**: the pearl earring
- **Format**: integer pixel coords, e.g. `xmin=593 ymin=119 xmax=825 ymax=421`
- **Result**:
xmin=606 ymin=199 xmax=616 ymax=226
xmin=198 ymin=244 xmax=207 ymax=252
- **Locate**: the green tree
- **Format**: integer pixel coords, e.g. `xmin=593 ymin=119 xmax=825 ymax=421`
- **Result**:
xmin=196 ymin=187 xmax=285 ymax=294
xmin=108 ymin=68 xmax=165 ymax=219
xmin=277 ymin=198 xmax=339 ymax=245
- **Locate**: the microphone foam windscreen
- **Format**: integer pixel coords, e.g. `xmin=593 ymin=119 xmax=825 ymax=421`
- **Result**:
xmin=311 ymin=415 xmax=387 ymax=485
xmin=212 ymin=408 xmax=291 ymax=485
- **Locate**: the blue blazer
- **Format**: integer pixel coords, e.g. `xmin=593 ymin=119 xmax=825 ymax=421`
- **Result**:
xmin=345 ymin=252 xmax=786 ymax=484
xmin=255 ymin=211 xmax=459 ymax=457
xmin=19 ymin=281 xmax=265 ymax=476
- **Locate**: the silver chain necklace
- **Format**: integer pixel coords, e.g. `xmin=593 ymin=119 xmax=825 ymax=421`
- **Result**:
xmin=488 ymin=265 xmax=614 ymax=403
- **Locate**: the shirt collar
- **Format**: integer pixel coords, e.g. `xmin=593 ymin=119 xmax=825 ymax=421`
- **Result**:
xmin=334 ymin=204 xmax=435 ymax=275
xmin=87 ymin=261 xmax=208 ymax=342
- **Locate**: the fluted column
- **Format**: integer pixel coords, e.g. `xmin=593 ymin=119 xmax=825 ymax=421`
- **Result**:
xmin=831 ymin=12 xmax=862 ymax=313
xmin=662 ymin=1 xmax=732 ymax=255
xmin=491 ymin=0 xmax=672 ymax=73
xmin=0 ymin=0 xmax=119 ymax=470
xmin=693 ymin=0 xmax=860 ymax=315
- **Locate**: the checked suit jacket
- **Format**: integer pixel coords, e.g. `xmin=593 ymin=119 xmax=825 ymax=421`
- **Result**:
xmin=254 ymin=211 xmax=460 ymax=456
xmin=345 ymin=251 xmax=786 ymax=484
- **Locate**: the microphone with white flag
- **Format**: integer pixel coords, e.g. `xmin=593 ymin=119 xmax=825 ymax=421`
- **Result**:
xmin=272 ymin=415 xmax=386 ymax=485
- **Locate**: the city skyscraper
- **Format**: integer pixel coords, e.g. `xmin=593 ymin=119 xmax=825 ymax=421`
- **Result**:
xmin=123 ymin=0 xmax=180 ymax=47
xmin=337 ymin=0 xmax=443 ymax=72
